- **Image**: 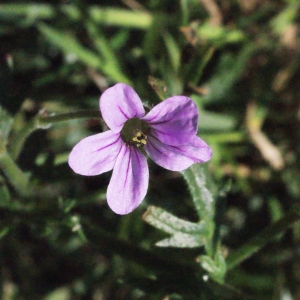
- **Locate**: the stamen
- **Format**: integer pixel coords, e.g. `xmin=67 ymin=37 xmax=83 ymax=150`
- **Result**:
xmin=132 ymin=132 xmax=147 ymax=147
xmin=120 ymin=118 xmax=149 ymax=148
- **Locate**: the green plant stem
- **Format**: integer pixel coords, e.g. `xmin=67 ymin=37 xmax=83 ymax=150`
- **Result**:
xmin=0 ymin=133 xmax=29 ymax=196
xmin=9 ymin=110 xmax=101 ymax=161
xmin=0 ymin=155 xmax=29 ymax=196
xmin=38 ymin=110 xmax=101 ymax=124
xmin=226 ymin=203 xmax=300 ymax=270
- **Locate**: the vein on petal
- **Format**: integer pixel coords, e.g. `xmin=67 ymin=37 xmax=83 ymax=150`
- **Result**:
xmin=88 ymin=135 xmax=121 ymax=154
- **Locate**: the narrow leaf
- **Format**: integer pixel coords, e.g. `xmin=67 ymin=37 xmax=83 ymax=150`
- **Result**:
xmin=163 ymin=33 xmax=180 ymax=72
xmin=0 ymin=4 xmax=152 ymax=29
xmin=143 ymin=206 xmax=207 ymax=235
xmin=38 ymin=23 xmax=102 ymax=68
xmin=156 ymin=232 xmax=205 ymax=248
xmin=181 ymin=164 xmax=214 ymax=221
xmin=38 ymin=23 xmax=130 ymax=83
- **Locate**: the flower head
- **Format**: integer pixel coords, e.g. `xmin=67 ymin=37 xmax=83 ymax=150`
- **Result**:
xmin=68 ymin=83 xmax=212 ymax=215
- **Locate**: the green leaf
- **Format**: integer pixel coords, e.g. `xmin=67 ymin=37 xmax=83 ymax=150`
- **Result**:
xmin=199 ymin=252 xmax=226 ymax=283
xmin=201 ymin=132 xmax=245 ymax=144
xmin=38 ymin=23 xmax=130 ymax=84
xmin=200 ymin=255 xmax=217 ymax=273
xmin=182 ymin=46 xmax=215 ymax=86
xmin=181 ymin=164 xmax=216 ymax=255
xmin=161 ymin=61 xmax=184 ymax=95
xmin=192 ymin=104 xmax=237 ymax=131
xmin=199 ymin=111 xmax=236 ymax=131
xmin=89 ymin=6 xmax=152 ymax=29
xmin=203 ymin=45 xmax=255 ymax=103
xmin=156 ymin=232 xmax=205 ymax=248
xmin=38 ymin=23 xmax=102 ymax=67
xmin=0 ymin=4 xmax=152 ymax=29
xmin=143 ymin=206 xmax=208 ymax=248
xmin=163 ymin=33 xmax=180 ymax=73
xmin=143 ymin=206 xmax=207 ymax=235
xmin=197 ymin=23 xmax=246 ymax=47
xmin=181 ymin=164 xmax=214 ymax=221
xmin=85 ymin=21 xmax=131 ymax=84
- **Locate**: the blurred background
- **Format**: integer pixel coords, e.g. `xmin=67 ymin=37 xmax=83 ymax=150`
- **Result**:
xmin=0 ymin=0 xmax=300 ymax=299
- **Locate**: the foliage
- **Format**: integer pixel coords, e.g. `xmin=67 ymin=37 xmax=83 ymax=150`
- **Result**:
xmin=0 ymin=0 xmax=300 ymax=299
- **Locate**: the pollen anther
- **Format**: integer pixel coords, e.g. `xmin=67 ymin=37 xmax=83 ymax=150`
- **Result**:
xmin=132 ymin=132 xmax=147 ymax=147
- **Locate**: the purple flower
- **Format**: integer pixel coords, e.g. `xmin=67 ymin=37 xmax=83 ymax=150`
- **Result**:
xmin=68 ymin=83 xmax=212 ymax=215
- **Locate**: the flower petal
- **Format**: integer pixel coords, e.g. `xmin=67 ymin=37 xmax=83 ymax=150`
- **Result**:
xmin=68 ymin=130 xmax=122 ymax=176
xmin=100 ymin=83 xmax=145 ymax=133
xmin=145 ymin=135 xmax=212 ymax=171
xmin=142 ymin=96 xmax=198 ymax=146
xmin=107 ymin=145 xmax=149 ymax=215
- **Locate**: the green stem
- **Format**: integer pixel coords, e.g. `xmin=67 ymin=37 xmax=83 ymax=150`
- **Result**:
xmin=9 ymin=110 xmax=101 ymax=161
xmin=38 ymin=110 xmax=101 ymax=125
xmin=9 ymin=117 xmax=37 ymax=161
xmin=226 ymin=203 xmax=300 ymax=270
xmin=0 ymin=133 xmax=29 ymax=196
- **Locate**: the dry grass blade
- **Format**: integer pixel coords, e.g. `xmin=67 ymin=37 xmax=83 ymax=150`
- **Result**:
xmin=246 ymin=101 xmax=284 ymax=170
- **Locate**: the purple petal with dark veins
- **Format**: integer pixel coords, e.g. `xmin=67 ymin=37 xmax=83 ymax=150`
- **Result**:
xmin=145 ymin=135 xmax=212 ymax=171
xmin=100 ymin=83 xmax=145 ymax=133
xmin=142 ymin=96 xmax=198 ymax=146
xmin=68 ymin=130 xmax=122 ymax=176
xmin=107 ymin=144 xmax=149 ymax=215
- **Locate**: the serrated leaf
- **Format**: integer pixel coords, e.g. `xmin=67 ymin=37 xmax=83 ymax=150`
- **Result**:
xmin=156 ymin=232 xmax=205 ymax=248
xmin=143 ymin=206 xmax=207 ymax=235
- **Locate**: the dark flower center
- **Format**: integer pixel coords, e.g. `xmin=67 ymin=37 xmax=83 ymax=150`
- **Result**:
xmin=121 ymin=118 xmax=149 ymax=148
